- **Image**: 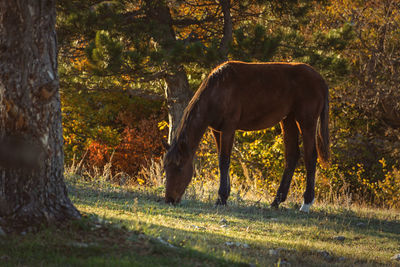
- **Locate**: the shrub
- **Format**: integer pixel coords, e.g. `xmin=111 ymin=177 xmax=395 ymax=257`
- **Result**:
xmin=113 ymin=115 xmax=167 ymax=181
xmin=86 ymin=114 xmax=167 ymax=184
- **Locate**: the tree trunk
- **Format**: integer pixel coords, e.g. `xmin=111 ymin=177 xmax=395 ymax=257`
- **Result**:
xmin=143 ymin=1 xmax=193 ymax=143
xmin=0 ymin=0 xmax=80 ymax=233
xmin=219 ymin=0 xmax=233 ymax=60
xmin=165 ymin=69 xmax=192 ymax=143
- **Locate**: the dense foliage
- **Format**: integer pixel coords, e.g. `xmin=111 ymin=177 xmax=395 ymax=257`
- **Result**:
xmin=58 ymin=0 xmax=400 ymax=208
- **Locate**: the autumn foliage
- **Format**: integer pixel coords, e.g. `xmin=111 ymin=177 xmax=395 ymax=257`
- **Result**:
xmin=114 ymin=115 xmax=166 ymax=177
xmin=86 ymin=114 xmax=167 ymax=184
xmin=58 ymin=0 xmax=400 ymax=208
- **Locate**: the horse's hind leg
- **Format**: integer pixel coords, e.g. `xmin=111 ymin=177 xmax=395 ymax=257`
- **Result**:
xmin=299 ymin=122 xmax=318 ymax=212
xmin=213 ymin=129 xmax=234 ymax=205
xmin=271 ymin=115 xmax=300 ymax=208
xmin=211 ymin=129 xmax=221 ymax=154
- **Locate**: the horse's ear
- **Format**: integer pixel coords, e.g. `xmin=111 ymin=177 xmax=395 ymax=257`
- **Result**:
xmin=162 ymin=139 xmax=170 ymax=150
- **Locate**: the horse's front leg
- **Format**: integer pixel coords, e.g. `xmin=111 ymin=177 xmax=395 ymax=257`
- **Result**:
xmin=213 ymin=130 xmax=235 ymax=205
xmin=271 ymin=117 xmax=300 ymax=208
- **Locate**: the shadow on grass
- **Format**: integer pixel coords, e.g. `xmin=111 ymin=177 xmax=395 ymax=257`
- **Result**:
xmin=127 ymin=218 xmax=395 ymax=267
xmin=68 ymin=181 xmax=399 ymax=236
xmin=0 ymin=215 xmax=247 ymax=267
xmin=67 ymin=181 xmax=399 ymax=266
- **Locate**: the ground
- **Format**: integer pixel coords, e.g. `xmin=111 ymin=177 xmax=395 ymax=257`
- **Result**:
xmin=0 ymin=177 xmax=399 ymax=266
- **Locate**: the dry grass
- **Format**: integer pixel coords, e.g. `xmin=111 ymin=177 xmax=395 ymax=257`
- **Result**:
xmin=57 ymin=163 xmax=400 ymax=265
xmin=42 ymin=158 xmax=400 ymax=266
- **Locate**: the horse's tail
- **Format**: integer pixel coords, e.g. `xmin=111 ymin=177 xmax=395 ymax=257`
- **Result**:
xmin=316 ymin=87 xmax=330 ymax=168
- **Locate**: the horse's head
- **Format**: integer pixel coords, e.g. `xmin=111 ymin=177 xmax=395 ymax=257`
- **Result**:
xmin=163 ymin=140 xmax=193 ymax=204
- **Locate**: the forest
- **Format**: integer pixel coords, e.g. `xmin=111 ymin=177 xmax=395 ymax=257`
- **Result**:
xmin=58 ymin=0 xmax=400 ymax=208
xmin=0 ymin=0 xmax=399 ymax=266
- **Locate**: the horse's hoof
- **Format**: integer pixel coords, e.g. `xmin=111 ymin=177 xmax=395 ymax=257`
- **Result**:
xmin=215 ymin=198 xmax=227 ymax=206
xmin=270 ymin=200 xmax=280 ymax=209
xmin=299 ymin=199 xmax=314 ymax=213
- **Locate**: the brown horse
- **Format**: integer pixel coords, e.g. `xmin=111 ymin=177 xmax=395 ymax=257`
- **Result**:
xmin=163 ymin=61 xmax=329 ymax=212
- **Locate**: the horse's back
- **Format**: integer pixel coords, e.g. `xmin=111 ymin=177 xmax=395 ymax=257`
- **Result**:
xmin=211 ymin=61 xmax=327 ymax=131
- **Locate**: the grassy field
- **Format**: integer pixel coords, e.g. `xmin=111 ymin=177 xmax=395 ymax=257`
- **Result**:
xmin=0 ymin=175 xmax=399 ymax=266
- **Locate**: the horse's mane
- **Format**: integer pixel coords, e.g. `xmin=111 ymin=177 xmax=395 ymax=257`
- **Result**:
xmin=164 ymin=62 xmax=234 ymax=166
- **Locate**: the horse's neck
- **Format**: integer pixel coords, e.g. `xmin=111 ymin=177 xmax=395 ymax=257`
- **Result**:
xmin=177 ymin=98 xmax=209 ymax=156
xmin=188 ymin=119 xmax=208 ymax=155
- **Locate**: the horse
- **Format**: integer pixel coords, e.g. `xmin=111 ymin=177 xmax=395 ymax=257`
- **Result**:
xmin=163 ymin=61 xmax=329 ymax=212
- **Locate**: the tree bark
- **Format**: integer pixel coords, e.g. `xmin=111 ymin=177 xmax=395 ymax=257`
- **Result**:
xmin=165 ymin=69 xmax=192 ymax=143
xmin=0 ymin=0 xmax=80 ymax=233
xmin=219 ymin=0 xmax=233 ymax=60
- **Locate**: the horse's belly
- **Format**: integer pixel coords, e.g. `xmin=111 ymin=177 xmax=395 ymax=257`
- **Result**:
xmin=234 ymin=89 xmax=293 ymax=131
xmin=237 ymin=110 xmax=287 ymax=131
xmin=237 ymin=121 xmax=279 ymax=131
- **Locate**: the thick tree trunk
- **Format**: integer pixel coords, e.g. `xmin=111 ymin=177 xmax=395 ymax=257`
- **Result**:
xmin=0 ymin=0 xmax=80 ymax=233
xmin=165 ymin=69 xmax=192 ymax=143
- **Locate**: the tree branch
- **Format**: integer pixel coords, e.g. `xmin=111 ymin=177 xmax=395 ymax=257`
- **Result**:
xmin=172 ymin=16 xmax=218 ymax=26
xmin=138 ymin=70 xmax=167 ymax=83
xmin=122 ymin=9 xmax=146 ymax=24
xmin=60 ymin=80 xmax=164 ymax=101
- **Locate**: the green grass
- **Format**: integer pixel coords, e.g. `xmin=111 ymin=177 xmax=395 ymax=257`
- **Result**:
xmin=1 ymin=178 xmax=399 ymax=266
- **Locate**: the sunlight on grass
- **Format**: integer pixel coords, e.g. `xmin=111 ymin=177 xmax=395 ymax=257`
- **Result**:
xmin=67 ymin=176 xmax=400 ymax=267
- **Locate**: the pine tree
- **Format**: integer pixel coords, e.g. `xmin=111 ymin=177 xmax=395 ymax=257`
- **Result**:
xmin=57 ymin=0 xmax=347 ymax=143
